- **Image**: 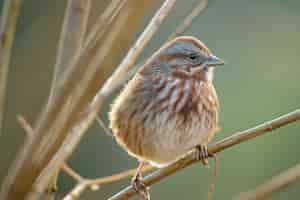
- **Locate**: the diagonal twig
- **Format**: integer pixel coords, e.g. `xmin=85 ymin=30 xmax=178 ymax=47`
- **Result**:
xmin=47 ymin=0 xmax=91 ymax=105
xmin=168 ymin=0 xmax=208 ymax=40
xmin=16 ymin=115 xmax=84 ymax=183
xmin=237 ymin=162 xmax=300 ymax=200
xmin=63 ymin=165 xmax=154 ymax=200
xmin=108 ymin=109 xmax=300 ymax=200
xmin=0 ymin=0 xmax=23 ymax=135
xmin=43 ymin=1 xmax=91 ymax=199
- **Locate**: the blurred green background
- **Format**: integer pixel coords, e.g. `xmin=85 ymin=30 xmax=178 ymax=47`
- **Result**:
xmin=1 ymin=0 xmax=300 ymax=199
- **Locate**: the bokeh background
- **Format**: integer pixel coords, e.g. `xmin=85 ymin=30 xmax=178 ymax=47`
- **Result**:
xmin=1 ymin=0 xmax=300 ymax=199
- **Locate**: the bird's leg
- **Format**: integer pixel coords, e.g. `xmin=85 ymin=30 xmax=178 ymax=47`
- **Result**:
xmin=195 ymin=144 xmax=210 ymax=166
xmin=131 ymin=161 xmax=150 ymax=200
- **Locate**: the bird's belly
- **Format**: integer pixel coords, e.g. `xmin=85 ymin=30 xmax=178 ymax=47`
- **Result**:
xmin=139 ymin=110 xmax=215 ymax=167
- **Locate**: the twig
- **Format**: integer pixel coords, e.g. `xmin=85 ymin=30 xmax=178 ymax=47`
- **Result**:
xmin=61 ymin=164 xmax=84 ymax=183
xmin=31 ymin=0 xmax=175 ymax=199
xmin=16 ymin=115 xmax=84 ymax=184
xmin=208 ymin=154 xmax=217 ymax=200
xmin=83 ymin=0 xmax=126 ymax=49
xmin=237 ymin=163 xmax=300 ymax=200
xmin=47 ymin=0 xmax=91 ymax=105
xmin=96 ymin=115 xmax=112 ymax=136
xmin=108 ymin=109 xmax=300 ymax=200
xmin=63 ymin=165 xmax=154 ymax=200
xmin=0 ymin=0 xmax=22 ymax=135
xmin=168 ymin=0 xmax=208 ymax=40
xmin=45 ymin=1 xmax=91 ymax=199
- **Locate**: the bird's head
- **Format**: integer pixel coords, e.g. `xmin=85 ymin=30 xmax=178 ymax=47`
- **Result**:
xmin=141 ymin=36 xmax=224 ymax=82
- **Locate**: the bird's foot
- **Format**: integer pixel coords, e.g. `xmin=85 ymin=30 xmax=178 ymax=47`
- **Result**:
xmin=196 ymin=144 xmax=210 ymax=166
xmin=131 ymin=173 xmax=150 ymax=200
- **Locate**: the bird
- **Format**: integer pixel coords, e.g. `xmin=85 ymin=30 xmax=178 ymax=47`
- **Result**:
xmin=109 ymin=36 xmax=224 ymax=199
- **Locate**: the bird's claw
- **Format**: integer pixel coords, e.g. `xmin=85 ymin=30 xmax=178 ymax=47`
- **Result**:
xmin=196 ymin=145 xmax=210 ymax=166
xmin=131 ymin=174 xmax=150 ymax=200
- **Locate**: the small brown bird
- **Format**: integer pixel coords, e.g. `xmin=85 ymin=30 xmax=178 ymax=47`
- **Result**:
xmin=109 ymin=36 xmax=224 ymax=199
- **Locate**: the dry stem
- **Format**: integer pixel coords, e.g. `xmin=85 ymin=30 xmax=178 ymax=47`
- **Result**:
xmin=16 ymin=115 xmax=84 ymax=184
xmin=168 ymin=0 xmax=208 ymax=40
xmin=108 ymin=109 xmax=300 ymax=200
xmin=63 ymin=165 xmax=154 ymax=200
xmin=237 ymin=163 xmax=300 ymax=200
xmin=45 ymin=1 xmax=91 ymax=199
xmin=47 ymin=0 xmax=91 ymax=104
xmin=0 ymin=0 xmax=22 ymax=135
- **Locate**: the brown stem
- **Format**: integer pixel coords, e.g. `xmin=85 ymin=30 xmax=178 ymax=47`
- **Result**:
xmin=16 ymin=116 xmax=84 ymax=184
xmin=45 ymin=1 xmax=91 ymax=199
xmin=237 ymin=163 xmax=300 ymax=200
xmin=0 ymin=0 xmax=22 ymax=135
xmin=108 ymin=109 xmax=300 ymax=200
xmin=63 ymin=165 xmax=154 ymax=200
xmin=168 ymin=0 xmax=208 ymax=40
xmin=47 ymin=0 xmax=91 ymax=105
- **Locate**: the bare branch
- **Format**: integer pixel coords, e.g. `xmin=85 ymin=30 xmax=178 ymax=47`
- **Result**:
xmin=16 ymin=115 xmax=84 ymax=185
xmin=61 ymin=164 xmax=84 ymax=183
xmin=108 ymin=109 xmax=300 ymax=200
xmin=63 ymin=165 xmax=154 ymax=200
xmin=237 ymin=163 xmax=300 ymax=200
xmin=45 ymin=1 xmax=91 ymax=199
xmin=0 ymin=0 xmax=22 ymax=135
xmin=168 ymin=0 xmax=208 ymax=40
xmin=96 ymin=115 xmax=112 ymax=136
xmin=47 ymin=0 xmax=91 ymax=105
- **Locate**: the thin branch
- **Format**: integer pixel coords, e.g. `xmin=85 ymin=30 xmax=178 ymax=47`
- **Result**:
xmin=237 ymin=163 xmax=300 ymax=200
xmin=45 ymin=1 xmax=90 ymax=199
xmin=96 ymin=115 xmax=112 ymax=136
xmin=0 ymin=0 xmax=22 ymax=135
xmin=83 ymin=0 xmax=126 ymax=49
xmin=168 ymin=0 xmax=208 ymax=40
xmin=61 ymin=164 xmax=84 ymax=183
xmin=63 ymin=165 xmax=154 ymax=200
xmin=108 ymin=109 xmax=300 ymax=200
xmin=31 ymin=0 xmax=176 ymax=199
xmin=16 ymin=115 xmax=84 ymax=184
xmin=47 ymin=0 xmax=91 ymax=105
xmin=17 ymin=115 xmax=34 ymax=138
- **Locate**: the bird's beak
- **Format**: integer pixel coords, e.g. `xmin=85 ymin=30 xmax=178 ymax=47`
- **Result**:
xmin=206 ymin=55 xmax=224 ymax=67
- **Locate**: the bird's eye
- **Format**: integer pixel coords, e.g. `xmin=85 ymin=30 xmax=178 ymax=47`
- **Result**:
xmin=187 ymin=54 xmax=199 ymax=62
xmin=188 ymin=55 xmax=198 ymax=60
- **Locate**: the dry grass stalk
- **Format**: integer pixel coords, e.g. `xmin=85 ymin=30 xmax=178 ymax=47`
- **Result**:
xmin=0 ymin=0 xmax=22 ymax=135
xmin=237 ymin=163 xmax=300 ymax=200
xmin=168 ymin=0 xmax=208 ymax=40
xmin=45 ymin=1 xmax=91 ymax=199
